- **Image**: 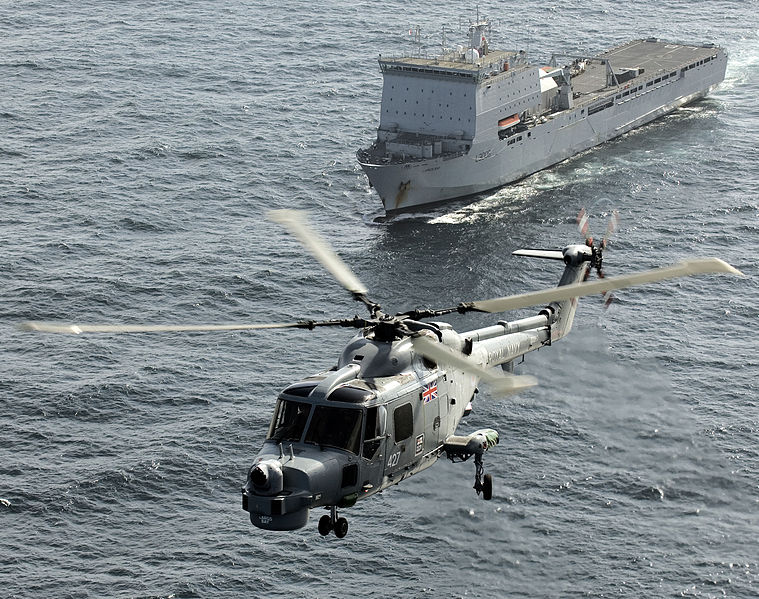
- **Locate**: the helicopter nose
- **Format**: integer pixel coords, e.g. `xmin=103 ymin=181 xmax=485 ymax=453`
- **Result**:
xmin=243 ymin=452 xmax=344 ymax=531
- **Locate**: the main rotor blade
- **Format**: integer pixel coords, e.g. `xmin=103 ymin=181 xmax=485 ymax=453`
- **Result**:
xmin=20 ymin=318 xmax=364 ymax=335
xmin=468 ymin=258 xmax=742 ymax=314
xmin=411 ymin=336 xmax=538 ymax=396
xmin=269 ymin=209 xmax=368 ymax=296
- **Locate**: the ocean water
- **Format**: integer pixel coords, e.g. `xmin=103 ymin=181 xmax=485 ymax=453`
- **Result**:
xmin=2 ymin=1 xmax=757 ymax=597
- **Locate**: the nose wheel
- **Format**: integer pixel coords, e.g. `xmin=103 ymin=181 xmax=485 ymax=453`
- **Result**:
xmin=318 ymin=506 xmax=349 ymax=538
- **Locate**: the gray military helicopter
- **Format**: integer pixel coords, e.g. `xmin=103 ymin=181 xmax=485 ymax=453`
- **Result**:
xmin=23 ymin=210 xmax=740 ymax=539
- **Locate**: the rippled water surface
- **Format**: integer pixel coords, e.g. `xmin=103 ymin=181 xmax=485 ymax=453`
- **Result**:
xmin=2 ymin=1 xmax=758 ymax=597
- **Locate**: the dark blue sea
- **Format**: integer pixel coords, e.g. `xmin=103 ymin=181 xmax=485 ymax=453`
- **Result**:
xmin=2 ymin=1 xmax=757 ymax=597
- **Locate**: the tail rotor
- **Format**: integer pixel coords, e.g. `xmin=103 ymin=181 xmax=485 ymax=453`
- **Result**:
xmin=576 ymin=208 xmax=620 ymax=305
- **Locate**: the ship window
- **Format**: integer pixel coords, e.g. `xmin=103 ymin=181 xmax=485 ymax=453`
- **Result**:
xmin=670 ymin=71 xmax=677 ymax=77
xmin=646 ymin=81 xmax=653 ymax=87
xmin=654 ymin=77 xmax=661 ymax=83
xmin=622 ymin=91 xmax=629 ymax=97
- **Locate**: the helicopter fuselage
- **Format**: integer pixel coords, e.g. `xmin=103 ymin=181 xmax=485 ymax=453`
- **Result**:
xmin=242 ymin=245 xmax=593 ymax=532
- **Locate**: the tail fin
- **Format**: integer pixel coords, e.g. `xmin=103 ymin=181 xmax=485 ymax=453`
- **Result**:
xmin=512 ymin=245 xmax=591 ymax=342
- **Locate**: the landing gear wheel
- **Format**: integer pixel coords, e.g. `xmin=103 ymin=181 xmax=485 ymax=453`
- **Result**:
xmin=334 ymin=517 xmax=349 ymax=539
xmin=482 ymin=473 xmax=493 ymax=501
xmin=318 ymin=514 xmax=332 ymax=536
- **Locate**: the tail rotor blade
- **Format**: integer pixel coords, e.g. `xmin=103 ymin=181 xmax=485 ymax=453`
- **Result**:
xmin=602 ymin=210 xmax=620 ymax=249
xmin=577 ymin=208 xmax=590 ymax=239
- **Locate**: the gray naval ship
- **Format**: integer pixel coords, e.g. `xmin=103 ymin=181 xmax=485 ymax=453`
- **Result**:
xmin=357 ymin=18 xmax=727 ymax=214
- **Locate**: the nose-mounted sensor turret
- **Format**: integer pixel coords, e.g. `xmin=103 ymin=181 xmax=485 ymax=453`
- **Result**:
xmin=249 ymin=460 xmax=284 ymax=496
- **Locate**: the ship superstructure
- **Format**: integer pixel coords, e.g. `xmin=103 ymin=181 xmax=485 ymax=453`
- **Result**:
xmin=357 ymin=19 xmax=727 ymax=213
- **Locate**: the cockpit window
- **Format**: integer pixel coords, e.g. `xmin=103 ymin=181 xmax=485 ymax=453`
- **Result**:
xmin=327 ymin=386 xmax=375 ymax=403
xmin=282 ymin=383 xmax=317 ymax=397
xmin=304 ymin=406 xmax=362 ymax=455
xmin=268 ymin=399 xmax=311 ymax=443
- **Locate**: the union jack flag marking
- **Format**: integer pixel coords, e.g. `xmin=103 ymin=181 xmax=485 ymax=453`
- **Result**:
xmin=422 ymin=382 xmax=438 ymax=403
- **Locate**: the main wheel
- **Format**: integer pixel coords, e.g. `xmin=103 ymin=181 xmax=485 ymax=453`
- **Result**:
xmin=482 ymin=473 xmax=493 ymax=501
xmin=334 ymin=517 xmax=349 ymax=539
xmin=318 ymin=514 xmax=332 ymax=536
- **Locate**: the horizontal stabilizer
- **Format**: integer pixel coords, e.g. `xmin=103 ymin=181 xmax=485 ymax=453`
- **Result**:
xmin=512 ymin=249 xmax=565 ymax=260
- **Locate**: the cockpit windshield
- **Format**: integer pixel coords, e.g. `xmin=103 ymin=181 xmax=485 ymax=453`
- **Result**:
xmin=267 ymin=399 xmax=311 ymax=443
xmin=304 ymin=405 xmax=362 ymax=455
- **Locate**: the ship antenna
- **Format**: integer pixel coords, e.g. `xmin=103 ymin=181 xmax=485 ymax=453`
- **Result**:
xmin=409 ymin=25 xmax=422 ymax=57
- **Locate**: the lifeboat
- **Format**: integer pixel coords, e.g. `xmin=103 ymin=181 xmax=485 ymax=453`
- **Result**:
xmin=498 ymin=114 xmax=520 ymax=130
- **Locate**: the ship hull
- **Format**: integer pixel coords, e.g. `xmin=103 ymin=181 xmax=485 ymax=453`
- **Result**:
xmin=359 ymin=46 xmax=727 ymax=214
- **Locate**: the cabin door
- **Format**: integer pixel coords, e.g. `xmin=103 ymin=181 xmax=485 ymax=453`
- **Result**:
xmin=360 ymin=405 xmax=386 ymax=491
xmin=385 ymin=394 xmax=419 ymax=479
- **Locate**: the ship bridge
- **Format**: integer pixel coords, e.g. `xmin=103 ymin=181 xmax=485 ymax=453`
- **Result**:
xmin=378 ymin=49 xmax=522 ymax=84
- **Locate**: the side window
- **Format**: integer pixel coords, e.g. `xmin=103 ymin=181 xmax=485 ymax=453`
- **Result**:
xmin=393 ymin=403 xmax=413 ymax=442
